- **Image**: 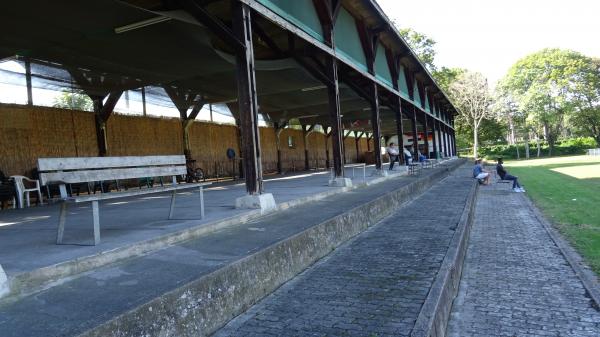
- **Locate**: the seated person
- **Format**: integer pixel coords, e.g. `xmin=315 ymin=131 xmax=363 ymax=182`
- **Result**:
xmin=472 ymin=159 xmax=491 ymax=185
xmin=496 ymin=158 xmax=525 ymax=192
xmin=403 ymin=146 xmax=413 ymax=165
xmin=418 ymin=150 xmax=427 ymax=163
xmin=386 ymin=142 xmax=400 ymax=170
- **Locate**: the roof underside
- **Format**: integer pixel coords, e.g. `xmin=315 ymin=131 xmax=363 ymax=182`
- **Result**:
xmin=0 ymin=0 xmax=455 ymax=136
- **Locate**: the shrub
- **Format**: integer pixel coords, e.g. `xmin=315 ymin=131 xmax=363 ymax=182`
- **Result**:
xmin=469 ymin=137 xmax=598 ymax=160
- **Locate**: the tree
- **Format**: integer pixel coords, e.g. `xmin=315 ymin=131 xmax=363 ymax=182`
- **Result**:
xmin=432 ymin=67 xmax=465 ymax=92
xmin=568 ymin=57 xmax=600 ymax=145
xmin=448 ymin=71 xmax=493 ymax=157
xmin=493 ymin=87 xmax=532 ymax=158
xmin=499 ymin=49 xmax=598 ymax=154
xmin=395 ymin=26 xmax=437 ymax=72
xmin=53 ymin=91 xmax=93 ymax=111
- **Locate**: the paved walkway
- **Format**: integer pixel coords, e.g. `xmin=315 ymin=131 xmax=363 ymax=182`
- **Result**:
xmin=447 ymin=182 xmax=600 ymax=336
xmin=0 ymin=163 xmax=457 ymax=337
xmin=214 ymin=166 xmax=474 ymax=337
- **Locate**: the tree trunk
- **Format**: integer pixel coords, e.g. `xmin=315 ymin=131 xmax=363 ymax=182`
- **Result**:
xmin=536 ymin=134 xmax=541 ymax=158
xmin=544 ymin=123 xmax=553 ymax=157
xmin=524 ymin=129 xmax=530 ymax=159
xmin=508 ymin=116 xmax=516 ymax=145
xmin=473 ymin=126 xmax=479 ymax=158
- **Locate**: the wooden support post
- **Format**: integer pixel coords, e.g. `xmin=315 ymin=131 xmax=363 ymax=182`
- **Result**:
xmin=448 ymin=127 xmax=453 ymax=156
xmin=370 ymin=83 xmax=382 ymax=170
xmin=354 ymin=131 xmax=363 ymax=162
xmin=25 ymin=58 xmax=33 ymax=106
xmin=230 ymin=118 xmax=244 ymax=179
xmin=394 ymin=98 xmax=405 ymax=164
xmin=431 ymin=117 xmax=438 ymax=159
xmin=302 ymin=124 xmax=314 ymax=170
xmin=312 ymin=0 xmax=344 ymax=179
xmin=181 ymin=101 xmax=204 ymax=156
xmin=451 ymin=129 xmax=457 ymax=156
xmin=274 ymin=121 xmax=286 ymax=174
xmin=443 ymin=125 xmax=449 ymax=157
xmin=326 ymin=57 xmax=344 ymax=178
xmin=92 ymin=98 xmax=107 ymax=157
xmin=423 ymin=113 xmax=430 ymax=158
xmin=411 ymin=105 xmax=419 ymax=159
xmin=441 ymin=122 xmax=446 ymax=157
xmin=165 ymin=87 xmax=204 ymax=158
xmin=92 ymin=91 xmax=123 ymax=157
xmin=446 ymin=126 xmax=452 ymax=157
xmin=141 ymin=86 xmax=147 ymax=116
xmin=366 ymin=133 xmax=372 ymax=151
xmin=233 ymin=2 xmax=263 ymax=194
xmin=436 ymin=121 xmax=443 ymax=158
xmin=325 ymin=128 xmax=331 ymax=169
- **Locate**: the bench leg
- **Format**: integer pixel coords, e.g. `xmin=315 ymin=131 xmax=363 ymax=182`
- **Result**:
xmin=168 ymin=190 xmax=176 ymax=220
xmin=92 ymin=201 xmax=100 ymax=246
xmin=200 ymin=186 xmax=204 ymax=219
xmin=56 ymin=203 xmax=68 ymax=244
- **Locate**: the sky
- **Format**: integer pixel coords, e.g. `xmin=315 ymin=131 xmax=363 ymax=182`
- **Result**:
xmin=377 ymin=0 xmax=600 ymax=86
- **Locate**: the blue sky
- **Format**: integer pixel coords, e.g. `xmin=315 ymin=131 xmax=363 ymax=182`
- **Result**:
xmin=377 ymin=0 xmax=600 ymax=85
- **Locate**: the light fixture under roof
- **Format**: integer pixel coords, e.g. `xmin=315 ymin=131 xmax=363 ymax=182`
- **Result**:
xmin=115 ymin=16 xmax=171 ymax=34
xmin=301 ymin=85 xmax=326 ymax=92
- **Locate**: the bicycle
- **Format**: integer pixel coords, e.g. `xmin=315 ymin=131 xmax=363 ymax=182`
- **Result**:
xmin=185 ymin=159 xmax=205 ymax=183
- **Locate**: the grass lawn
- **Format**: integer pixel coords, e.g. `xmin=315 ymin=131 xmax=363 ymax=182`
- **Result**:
xmin=505 ymin=155 xmax=600 ymax=275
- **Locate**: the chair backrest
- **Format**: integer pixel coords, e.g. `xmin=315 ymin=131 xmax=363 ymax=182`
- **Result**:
xmin=37 ymin=155 xmax=187 ymax=186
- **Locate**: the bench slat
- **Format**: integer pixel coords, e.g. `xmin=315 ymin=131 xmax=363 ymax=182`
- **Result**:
xmin=38 ymin=155 xmax=186 ymax=171
xmin=65 ymin=182 xmax=211 ymax=203
xmin=40 ymin=166 xmax=186 ymax=185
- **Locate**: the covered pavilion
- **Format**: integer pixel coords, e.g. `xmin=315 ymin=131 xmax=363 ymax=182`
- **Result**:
xmin=0 ymin=0 xmax=458 ymax=206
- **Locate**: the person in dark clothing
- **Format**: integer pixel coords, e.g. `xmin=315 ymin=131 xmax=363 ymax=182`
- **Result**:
xmin=496 ymin=158 xmax=525 ymax=192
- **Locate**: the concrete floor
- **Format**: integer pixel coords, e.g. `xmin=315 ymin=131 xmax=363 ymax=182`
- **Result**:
xmin=0 ymin=160 xmax=461 ymax=337
xmin=0 ymin=164 xmax=412 ymax=278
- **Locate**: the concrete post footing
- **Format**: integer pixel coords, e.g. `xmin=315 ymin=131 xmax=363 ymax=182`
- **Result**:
xmin=371 ymin=169 xmax=388 ymax=177
xmin=0 ymin=264 xmax=9 ymax=298
xmin=235 ymin=193 xmax=277 ymax=213
xmin=328 ymin=177 xmax=352 ymax=187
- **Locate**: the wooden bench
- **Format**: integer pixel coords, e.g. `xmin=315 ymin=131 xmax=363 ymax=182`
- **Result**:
xmin=38 ymin=155 xmax=211 ymax=245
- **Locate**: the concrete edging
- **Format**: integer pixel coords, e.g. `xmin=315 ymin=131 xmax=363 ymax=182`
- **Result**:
xmin=2 ymin=164 xmax=414 ymax=302
xmin=410 ymin=178 xmax=479 ymax=337
xmin=77 ymin=160 xmax=466 ymax=337
xmin=523 ymin=195 xmax=600 ymax=310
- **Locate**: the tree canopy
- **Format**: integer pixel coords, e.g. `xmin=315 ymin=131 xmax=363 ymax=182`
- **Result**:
xmin=499 ymin=48 xmax=600 ymax=152
xmin=53 ymin=91 xmax=93 ymax=111
xmin=396 ymin=27 xmax=437 ymax=72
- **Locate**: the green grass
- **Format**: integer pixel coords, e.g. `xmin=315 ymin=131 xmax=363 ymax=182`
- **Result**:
xmin=505 ymin=155 xmax=600 ymax=275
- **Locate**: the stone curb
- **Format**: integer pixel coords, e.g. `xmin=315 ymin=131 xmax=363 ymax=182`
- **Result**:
xmin=410 ymin=177 xmax=479 ymax=337
xmin=77 ymin=160 xmax=465 ymax=337
xmin=523 ymin=195 xmax=600 ymax=310
xmin=1 ymin=162 xmax=434 ymax=302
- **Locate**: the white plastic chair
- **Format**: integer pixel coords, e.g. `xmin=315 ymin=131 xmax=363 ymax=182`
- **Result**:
xmin=11 ymin=175 xmax=43 ymax=208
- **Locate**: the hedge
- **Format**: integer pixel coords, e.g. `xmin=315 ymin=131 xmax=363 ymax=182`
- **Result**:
xmin=460 ymin=137 xmax=598 ymax=160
